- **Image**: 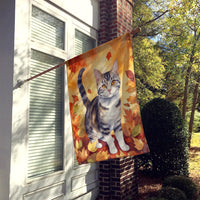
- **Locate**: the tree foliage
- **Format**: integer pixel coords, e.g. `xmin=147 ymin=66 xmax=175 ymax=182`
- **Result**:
xmin=132 ymin=0 xmax=200 ymax=144
xmin=132 ymin=0 xmax=166 ymax=107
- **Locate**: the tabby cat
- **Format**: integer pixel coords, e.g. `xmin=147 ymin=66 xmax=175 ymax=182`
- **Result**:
xmin=77 ymin=60 xmax=130 ymax=154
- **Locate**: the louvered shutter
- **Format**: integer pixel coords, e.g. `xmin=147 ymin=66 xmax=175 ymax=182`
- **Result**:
xmin=73 ymin=30 xmax=96 ymax=166
xmin=31 ymin=6 xmax=64 ymax=50
xmin=75 ymin=29 xmax=96 ymax=56
xmin=28 ymin=50 xmax=64 ymax=178
xmin=28 ymin=6 xmax=65 ymax=178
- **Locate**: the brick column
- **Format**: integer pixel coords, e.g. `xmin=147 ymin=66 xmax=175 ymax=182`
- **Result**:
xmin=98 ymin=1 xmax=139 ymax=199
xmin=98 ymin=0 xmax=134 ymax=45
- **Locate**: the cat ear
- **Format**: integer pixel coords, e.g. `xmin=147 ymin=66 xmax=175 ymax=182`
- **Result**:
xmin=112 ymin=59 xmax=119 ymax=74
xmin=94 ymin=69 xmax=102 ymax=84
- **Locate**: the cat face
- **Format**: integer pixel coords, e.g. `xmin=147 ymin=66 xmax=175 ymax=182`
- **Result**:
xmin=94 ymin=60 xmax=120 ymax=98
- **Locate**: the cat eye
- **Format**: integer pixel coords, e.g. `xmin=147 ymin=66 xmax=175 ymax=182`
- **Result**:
xmin=102 ymin=84 xmax=107 ymax=89
xmin=111 ymin=80 xmax=116 ymax=85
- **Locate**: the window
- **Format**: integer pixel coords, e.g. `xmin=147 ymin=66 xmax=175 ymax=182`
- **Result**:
xmin=31 ymin=6 xmax=65 ymax=49
xmin=75 ymin=29 xmax=96 ymax=56
xmin=28 ymin=6 xmax=65 ymax=178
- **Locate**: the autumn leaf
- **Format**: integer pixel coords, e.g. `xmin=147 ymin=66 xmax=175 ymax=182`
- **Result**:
xmin=71 ymin=115 xmax=81 ymax=137
xmin=69 ymin=63 xmax=77 ymax=73
xmin=68 ymin=58 xmax=86 ymax=74
xmin=77 ymin=128 xmax=86 ymax=137
xmin=106 ymin=52 xmax=111 ymax=60
xmin=133 ymin=138 xmax=144 ymax=151
xmin=72 ymin=95 xmax=79 ymax=103
xmin=77 ymin=147 xmax=88 ymax=163
xmin=124 ymin=103 xmax=130 ymax=107
xmin=75 ymin=139 xmax=83 ymax=150
xmin=72 ymin=114 xmax=80 ymax=125
xmin=124 ymin=109 xmax=134 ymax=123
xmin=127 ymin=96 xmax=137 ymax=104
xmin=125 ymin=137 xmax=133 ymax=144
xmin=116 ymin=150 xmax=126 ymax=158
xmin=126 ymin=87 xmax=136 ymax=93
xmin=88 ymin=140 xmax=98 ymax=152
xmin=72 ymin=125 xmax=79 ymax=138
xmin=88 ymin=89 xmax=91 ymax=94
xmin=126 ymin=80 xmax=135 ymax=88
xmin=132 ymin=124 xmax=141 ymax=137
xmin=126 ymin=70 xmax=135 ymax=82
xmin=96 ymin=150 xmax=109 ymax=162
xmin=122 ymin=123 xmax=132 ymax=137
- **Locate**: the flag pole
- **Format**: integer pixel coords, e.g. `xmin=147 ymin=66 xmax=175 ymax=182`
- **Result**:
xmin=15 ymin=28 xmax=141 ymax=89
xmin=15 ymin=61 xmax=66 ymax=88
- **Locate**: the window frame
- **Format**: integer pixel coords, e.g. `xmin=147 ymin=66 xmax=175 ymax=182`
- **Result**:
xmin=26 ymin=0 xmax=98 ymax=183
xmin=27 ymin=2 xmax=67 ymax=182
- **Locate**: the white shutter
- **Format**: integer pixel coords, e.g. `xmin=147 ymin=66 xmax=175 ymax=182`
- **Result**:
xmin=28 ymin=5 xmax=65 ymax=179
xmin=31 ymin=6 xmax=64 ymax=50
xmin=75 ymin=29 xmax=96 ymax=56
xmin=28 ymin=50 xmax=64 ymax=178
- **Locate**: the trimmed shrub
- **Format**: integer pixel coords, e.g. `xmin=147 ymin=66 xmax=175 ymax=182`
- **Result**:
xmin=140 ymin=98 xmax=189 ymax=177
xmin=159 ymin=186 xmax=187 ymax=200
xmin=163 ymin=175 xmax=198 ymax=200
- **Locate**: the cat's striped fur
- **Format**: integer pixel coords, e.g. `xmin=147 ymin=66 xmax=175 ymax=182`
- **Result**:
xmin=77 ymin=60 xmax=129 ymax=154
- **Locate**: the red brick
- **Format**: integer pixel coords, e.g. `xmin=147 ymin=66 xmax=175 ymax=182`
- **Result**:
xmin=98 ymin=1 xmax=137 ymax=199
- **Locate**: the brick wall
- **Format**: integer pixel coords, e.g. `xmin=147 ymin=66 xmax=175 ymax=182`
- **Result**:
xmin=97 ymin=1 xmax=139 ymax=199
xmin=98 ymin=0 xmax=134 ymax=45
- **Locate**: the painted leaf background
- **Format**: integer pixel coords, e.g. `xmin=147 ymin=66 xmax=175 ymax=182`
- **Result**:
xmin=67 ymin=33 xmax=149 ymax=164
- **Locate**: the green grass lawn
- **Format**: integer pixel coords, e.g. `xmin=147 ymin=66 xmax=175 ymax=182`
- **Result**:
xmin=189 ymin=132 xmax=200 ymax=189
xmin=191 ymin=132 xmax=200 ymax=147
xmin=189 ymin=132 xmax=200 ymax=172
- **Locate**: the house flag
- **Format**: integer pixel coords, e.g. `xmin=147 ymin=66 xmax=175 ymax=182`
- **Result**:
xmin=66 ymin=33 xmax=149 ymax=164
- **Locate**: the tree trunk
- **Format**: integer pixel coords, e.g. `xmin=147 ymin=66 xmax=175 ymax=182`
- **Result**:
xmin=182 ymin=32 xmax=199 ymax=119
xmin=196 ymin=92 xmax=200 ymax=109
xmin=182 ymin=65 xmax=192 ymax=119
xmin=188 ymin=74 xmax=200 ymax=147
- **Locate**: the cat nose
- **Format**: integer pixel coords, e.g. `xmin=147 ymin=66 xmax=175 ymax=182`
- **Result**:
xmin=108 ymin=89 xmax=111 ymax=93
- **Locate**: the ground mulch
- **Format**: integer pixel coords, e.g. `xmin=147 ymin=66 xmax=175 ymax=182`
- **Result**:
xmin=137 ymin=172 xmax=162 ymax=200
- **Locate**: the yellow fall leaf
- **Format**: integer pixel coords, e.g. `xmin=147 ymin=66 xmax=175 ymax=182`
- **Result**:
xmin=78 ymin=147 xmax=88 ymax=162
xmin=96 ymin=150 xmax=109 ymax=162
xmin=77 ymin=128 xmax=86 ymax=137
xmin=88 ymin=140 xmax=98 ymax=152
xmin=76 ymin=140 xmax=83 ymax=150
xmin=117 ymin=150 xmax=126 ymax=158
xmin=133 ymin=138 xmax=144 ymax=151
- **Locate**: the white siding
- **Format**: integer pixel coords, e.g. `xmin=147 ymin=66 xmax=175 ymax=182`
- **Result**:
xmin=0 ymin=1 xmax=15 ymax=200
xmin=48 ymin=0 xmax=99 ymax=30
